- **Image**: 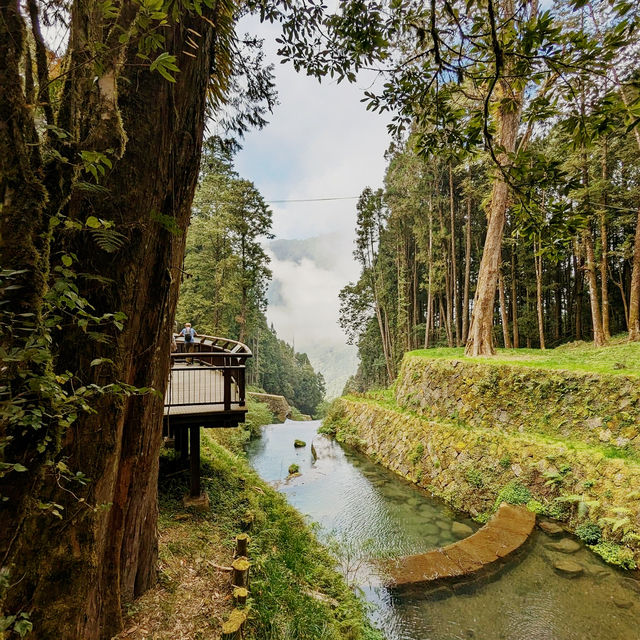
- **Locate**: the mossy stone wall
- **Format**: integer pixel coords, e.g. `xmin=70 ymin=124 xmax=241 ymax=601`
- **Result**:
xmin=395 ymin=355 xmax=640 ymax=454
xmin=326 ymin=398 xmax=640 ymax=567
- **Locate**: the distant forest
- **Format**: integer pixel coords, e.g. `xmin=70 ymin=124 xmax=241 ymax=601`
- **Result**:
xmin=176 ymin=140 xmax=326 ymax=416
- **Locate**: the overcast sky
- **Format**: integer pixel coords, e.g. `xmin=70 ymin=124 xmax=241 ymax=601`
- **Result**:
xmin=232 ymin=17 xmax=390 ymax=355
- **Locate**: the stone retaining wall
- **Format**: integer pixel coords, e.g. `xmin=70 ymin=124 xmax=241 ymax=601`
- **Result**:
xmin=395 ymin=355 xmax=640 ymax=454
xmin=325 ymin=398 xmax=640 ymax=567
xmin=248 ymin=392 xmax=291 ymax=422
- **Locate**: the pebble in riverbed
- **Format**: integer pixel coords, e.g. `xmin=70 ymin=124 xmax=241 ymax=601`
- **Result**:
xmin=451 ymin=522 xmax=474 ymax=539
xmin=545 ymin=538 xmax=581 ymax=554
xmin=538 ymin=520 xmax=563 ymax=536
xmin=553 ymin=559 xmax=584 ymax=577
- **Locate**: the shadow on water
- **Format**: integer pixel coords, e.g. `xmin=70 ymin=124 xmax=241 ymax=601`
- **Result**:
xmin=246 ymin=420 xmax=640 ymax=640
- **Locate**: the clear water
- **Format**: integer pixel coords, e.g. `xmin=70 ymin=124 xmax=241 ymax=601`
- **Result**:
xmin=246 ymin=421 xmax=640 ymax=640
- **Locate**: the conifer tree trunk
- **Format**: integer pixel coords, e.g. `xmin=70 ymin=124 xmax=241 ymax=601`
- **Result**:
xmin=462 ymin=194 xmax=472 ymax=344
xmin=449 ymin=163 xmax=460 ymax=346
xmin=629 ymin=208 xmax=640 ymax=341
xmin=511 ymin=250 xmax=519 ymax=348
xmin=534 ymin=236 xmax=546 ymax=349
xmin=498 ymin=251 xmax=512 ymax=348
xmin=583 ymin=229 xmax=605 ymax=347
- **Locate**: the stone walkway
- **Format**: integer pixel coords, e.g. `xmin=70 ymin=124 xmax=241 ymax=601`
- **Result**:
xmin=387 ymin=503 xmax=535 ymax=587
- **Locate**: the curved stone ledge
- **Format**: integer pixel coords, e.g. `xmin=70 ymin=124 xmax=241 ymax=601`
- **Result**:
xmin=386 ymin=503 xmax=535 ymax=588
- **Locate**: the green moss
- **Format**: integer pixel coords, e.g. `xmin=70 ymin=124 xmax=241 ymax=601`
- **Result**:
xmin=409 ymin=443 xmax=424 ymax=465
xmin=589 ymin=541 xmax=637 ymax=570
xmin=288 ymin=463 xmax=300 ymax=475
xmin=499 ymin=455 xmax=512 ymax=469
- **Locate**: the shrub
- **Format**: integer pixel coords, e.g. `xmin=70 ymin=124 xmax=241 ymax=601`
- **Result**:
xmin=466 ymin=468 xmax=484 ymax=488
xmin=494 ymin=482 xmax=532 ymax=509
xmin=590 ymin=541 xmax=637 ymax=570
xmin=526 ymin=499 xmax=546 ymax=515
xmin=499 ymin=455 xmax=512 ymax=469
xmin=575 ymin=522 xmax=602 ymax=545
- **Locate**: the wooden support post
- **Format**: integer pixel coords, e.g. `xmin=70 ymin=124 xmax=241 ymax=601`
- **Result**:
xmin=176 ymin=427 xmax=188 ymax=461
xmin=221 ymin=609 xmax=247 ymax=640
xmin=238 ymin=367 xmax=246 ymax=407
xmin=223 ymin=368 xmax=231 ymax=411
xmin=235 ymin=533 xmax=250 ymax=558
xmin=189 ymin=425 xmax=200 ymax=497
xmin=231 ymin=557 xmax=250 ymax=588
xmin=232 ymin=586 xmax=248 ymax=606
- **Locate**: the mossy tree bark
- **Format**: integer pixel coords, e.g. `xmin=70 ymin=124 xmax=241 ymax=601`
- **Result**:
xmin=0 ymin=1 xmax=235 ymax=637
xmin=464 ymin=0 xmax=531 ymax=357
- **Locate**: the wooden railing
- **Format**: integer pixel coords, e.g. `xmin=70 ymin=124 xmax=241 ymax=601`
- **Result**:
xmin=166 ymin=334 xmax=252 ymax=412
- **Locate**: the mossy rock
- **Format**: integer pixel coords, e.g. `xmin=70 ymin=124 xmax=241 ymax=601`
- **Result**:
xmin=288 ymin=463 xmax=300 ymax=475
xmin=294 ymin=439 xmax=306 ymax=448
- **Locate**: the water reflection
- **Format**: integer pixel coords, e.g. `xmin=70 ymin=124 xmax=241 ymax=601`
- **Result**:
xmin=246 ymin=420 xmax=640 ymax=640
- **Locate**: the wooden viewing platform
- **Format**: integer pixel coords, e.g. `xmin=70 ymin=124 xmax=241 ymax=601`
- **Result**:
xmin=163 ymin=334 xmax=251 ymax=499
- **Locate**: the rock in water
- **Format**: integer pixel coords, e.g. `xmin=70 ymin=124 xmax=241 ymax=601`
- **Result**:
xmin=546 ymin=539 xmax=581 ymax=554
xmin=294 ymin=439 xmax=306 ymax=448
xmin=451 ymin=522 xmax=474 ymax=539
xmin=613 ymin=596 xmax=634 ymax=610
xmin=311 ymin=434 xmax=332 ymax=460
xmin=538 ymin=520 xmax=563 ymax=536
xmin=553 ymin=559 xmax=584 ymax=577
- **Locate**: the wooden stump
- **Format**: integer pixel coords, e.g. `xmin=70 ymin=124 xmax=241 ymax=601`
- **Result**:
xmin=241 ymin=510 xmax=254 ymax=531
xmin=231 ymin=557 xmax=250 ymax=588
xmin=221 ymin=608 xmax=247 ymax=640
xmin=233 ymin=586 xmax=248 ymax=606
xmin=235 ymin=533 xmax=250 ymax=558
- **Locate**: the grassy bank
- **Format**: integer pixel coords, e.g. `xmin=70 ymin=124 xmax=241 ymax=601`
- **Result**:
xmin=409 ymin=338 xmax=640 ymax=377
xmin=118 ymin=414 xmax=382 ymax=640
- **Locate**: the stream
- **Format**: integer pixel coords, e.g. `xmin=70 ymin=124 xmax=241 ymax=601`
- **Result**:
xmin=246 ymin=420 xmax=640 ymax=640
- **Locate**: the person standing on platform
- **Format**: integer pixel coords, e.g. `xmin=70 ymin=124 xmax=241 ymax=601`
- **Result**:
xmin=180 ymin=322 xmax=197 ymax=364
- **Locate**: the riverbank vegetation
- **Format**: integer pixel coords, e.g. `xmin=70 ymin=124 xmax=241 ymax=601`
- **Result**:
xmin=117 ymin=426 xmax=382 ymax=640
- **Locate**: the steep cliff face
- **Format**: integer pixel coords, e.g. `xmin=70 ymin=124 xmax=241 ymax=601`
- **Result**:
xmin=324 ymin=353 xmax=640 ymax=569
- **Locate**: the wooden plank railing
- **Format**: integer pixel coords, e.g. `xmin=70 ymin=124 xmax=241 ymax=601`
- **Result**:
xmin=165 ymin=334 xmax=251 ymax=412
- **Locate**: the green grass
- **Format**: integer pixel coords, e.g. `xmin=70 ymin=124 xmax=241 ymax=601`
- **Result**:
xmin=408 ymin=337 xmax=640 ymax=376
xmin=158 ymin=431 xmax=383 ymax=640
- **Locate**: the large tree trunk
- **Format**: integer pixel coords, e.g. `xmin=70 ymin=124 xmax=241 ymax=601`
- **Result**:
xmin=0 ymin=2 xmax=224 ymax=637
xmin=465 ymin=0 xmax=529 ymax=356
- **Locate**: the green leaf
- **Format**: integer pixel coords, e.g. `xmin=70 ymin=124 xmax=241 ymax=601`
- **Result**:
xmin=86 ymin=216 xmax=101 ymax=229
